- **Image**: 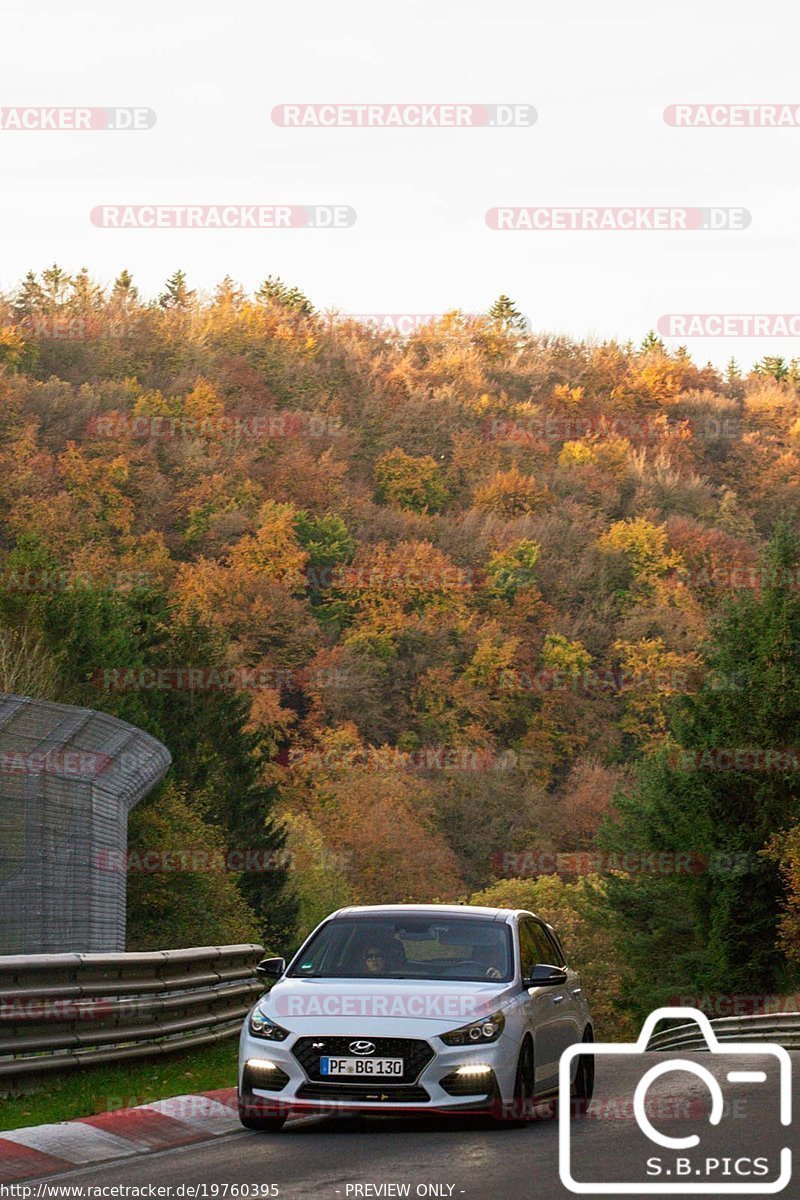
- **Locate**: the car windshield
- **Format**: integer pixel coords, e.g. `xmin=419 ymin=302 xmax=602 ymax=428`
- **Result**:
xmin=288 ymin=916 xmax=514 ymax=982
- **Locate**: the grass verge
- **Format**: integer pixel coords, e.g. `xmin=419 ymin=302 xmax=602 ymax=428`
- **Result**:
xmin=0 ymin=1037 xmax=238 ymax=1133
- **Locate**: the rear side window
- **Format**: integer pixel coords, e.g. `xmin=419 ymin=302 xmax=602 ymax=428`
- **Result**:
xmin=542 ymin=925 xmax=566 ymax=966
xmin=526 ymin=919 xmax=556 ymax=965
xmin=517 ymin=920 xmax=538 ymax=978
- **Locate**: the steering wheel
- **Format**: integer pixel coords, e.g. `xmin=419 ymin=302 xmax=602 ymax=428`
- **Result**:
xmin=484 ymin=966 xmax=502 ymax=979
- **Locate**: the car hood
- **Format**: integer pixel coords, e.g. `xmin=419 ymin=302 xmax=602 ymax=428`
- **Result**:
xmin=256 ymin=976 xmax=515 ymax=1033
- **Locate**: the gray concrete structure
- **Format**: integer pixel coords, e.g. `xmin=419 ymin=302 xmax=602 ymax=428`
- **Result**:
xmin=0 ymin=693 xmax=171 ymax=953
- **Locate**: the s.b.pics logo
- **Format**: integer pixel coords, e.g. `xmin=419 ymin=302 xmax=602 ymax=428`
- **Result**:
xmin=559 ymin=1007 xmax=792 ymax=1194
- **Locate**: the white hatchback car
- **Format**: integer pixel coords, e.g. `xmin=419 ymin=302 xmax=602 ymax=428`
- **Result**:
xmin=238 ymin=904 xmax=594 ymax=1129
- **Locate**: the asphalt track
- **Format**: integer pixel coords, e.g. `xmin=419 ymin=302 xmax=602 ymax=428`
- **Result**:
xmin=27 ymin=1052 xmax=800 ymax=1200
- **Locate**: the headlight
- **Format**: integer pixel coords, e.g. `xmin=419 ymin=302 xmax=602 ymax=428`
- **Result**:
xmin=440 ymin=1010 xmax=505 ymax=1046
xmin=248 ymin=1008 xmax=290 ymax=1041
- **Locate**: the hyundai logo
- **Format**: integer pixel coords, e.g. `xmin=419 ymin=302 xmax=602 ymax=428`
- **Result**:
xmin=349 ymin=1040 xmax=376 ymax=1055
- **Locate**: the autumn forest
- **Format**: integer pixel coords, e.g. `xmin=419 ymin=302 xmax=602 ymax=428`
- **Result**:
xmin=1 ymin=267 xmax=799 ymax=1033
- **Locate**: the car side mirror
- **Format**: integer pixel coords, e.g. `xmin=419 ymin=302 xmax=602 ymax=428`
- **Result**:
xmin=525 ymin=963 xmax=568 ymax=988
xmin=256 ymin=956 xmax=286 ymax=980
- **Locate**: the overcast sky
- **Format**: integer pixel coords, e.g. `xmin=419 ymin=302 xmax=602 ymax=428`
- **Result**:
xmin=2 ymin=0 xmax=798 ymax=367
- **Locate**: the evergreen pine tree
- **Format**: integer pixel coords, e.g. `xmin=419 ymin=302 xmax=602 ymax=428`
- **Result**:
xmin=487 ymin=294 xmax=527 ymax=333
xmin=602 ymin=526 xmax=800 ymax=1015
xmin=158 ymin=269 xmax=195 ymax=310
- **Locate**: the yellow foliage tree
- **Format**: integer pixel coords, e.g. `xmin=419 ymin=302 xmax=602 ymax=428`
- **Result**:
xmin=227 ymin=500 xmax=308 ymax=588
xmin=473 ymin=465 xmax=547 ymax=515
xmin=598 ymin=517 xmax=683 ymax=594
xmin=59 ymin=445 xmax=135 ymax=536
xmin=612 ymin=637 xmax=700 ymax=751
xmin=541 ymin=633 xmax=592 ymax=676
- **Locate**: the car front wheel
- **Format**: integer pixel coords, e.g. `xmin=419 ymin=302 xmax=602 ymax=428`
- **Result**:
xmin=497 ymin=1037 xmax=535 ymax=1125
xmin=238 ymin=1098 xmax=286 ymax=1132
xmin=572 ymin=1029 xmax=595 ymax=1114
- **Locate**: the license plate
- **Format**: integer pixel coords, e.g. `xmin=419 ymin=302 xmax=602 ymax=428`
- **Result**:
xmin=320 ymin=1056 xmax=403 ymax=1077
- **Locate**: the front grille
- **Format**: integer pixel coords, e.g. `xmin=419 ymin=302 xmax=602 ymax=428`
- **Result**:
xmin=293 ymin=1036 xmax=434 ymax=1084
xmin=296 ymin=1082 xmax=430 ymax=1103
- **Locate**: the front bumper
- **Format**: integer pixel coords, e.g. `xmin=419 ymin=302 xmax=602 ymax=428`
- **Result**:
xmin=238 ymin=1027 xmax=518 ymax=1118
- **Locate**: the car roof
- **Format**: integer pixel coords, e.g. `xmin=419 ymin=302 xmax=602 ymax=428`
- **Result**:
xmin=330 ymin=903 xmax=527 ymax=923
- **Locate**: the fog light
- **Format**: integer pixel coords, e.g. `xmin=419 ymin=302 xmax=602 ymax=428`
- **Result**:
xmin=247 ymin=1058 xmax=278 ymax=1072
xmin=440 ymin=1064 xmax=497 ymax=1097
xmin=243 ymin=1058 xmax=291 ymax=1092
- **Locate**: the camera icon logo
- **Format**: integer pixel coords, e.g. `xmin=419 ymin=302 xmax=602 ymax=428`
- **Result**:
xmin=558 ymin=1006 xmax=792 ymax=1194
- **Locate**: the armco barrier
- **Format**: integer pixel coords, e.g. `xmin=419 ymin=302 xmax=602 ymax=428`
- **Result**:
xmin=647 ymin=1012 xmax=800 ymax=1052
xmin=0 ymin=944 xmax=264 ymax=1094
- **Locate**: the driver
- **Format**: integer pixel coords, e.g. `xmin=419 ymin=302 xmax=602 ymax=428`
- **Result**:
xmin=352 ymin=935 xmax=403 ymax=976
xmin=362 ymin=943 xmax=388 ymax=975
xmin=475 ymin=943 xmax=506 ymax=979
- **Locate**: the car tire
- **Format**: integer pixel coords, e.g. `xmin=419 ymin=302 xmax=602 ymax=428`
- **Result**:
xmin=572 ymin=1028 xmax=595 ymax=1115
xmin=497 ymin=1037 xmax=535 ymax=1126
xmin=238 ymin=1098 xmax=286 ymax=1132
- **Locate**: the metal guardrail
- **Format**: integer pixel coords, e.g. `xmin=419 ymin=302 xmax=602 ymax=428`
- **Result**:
xmin=647 ymin=1012 xmax=800 ymax=1052
xmin=0 ymin=944 xmax=264 ymax=1093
